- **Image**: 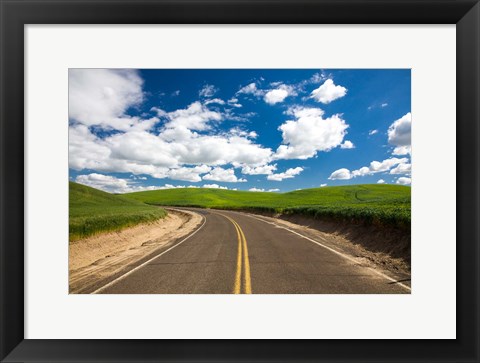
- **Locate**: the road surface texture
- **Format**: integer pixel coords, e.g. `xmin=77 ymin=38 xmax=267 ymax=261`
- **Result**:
xmin=92 ymin=209 xmax=410 ymax=294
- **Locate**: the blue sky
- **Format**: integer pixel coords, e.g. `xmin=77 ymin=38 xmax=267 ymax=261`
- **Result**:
xmin=69 ymin=69 xmax=411 ymax=193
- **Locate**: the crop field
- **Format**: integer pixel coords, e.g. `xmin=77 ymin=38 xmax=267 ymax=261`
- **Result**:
xmin=125 ymin=184 xmax=411 ymax=230
xmin=69 ymin=182 xmax=167 ymax=241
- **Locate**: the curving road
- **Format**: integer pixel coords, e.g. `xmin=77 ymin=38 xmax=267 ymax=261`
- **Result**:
xmin=92 ymin=209 xmax=410 ymax=294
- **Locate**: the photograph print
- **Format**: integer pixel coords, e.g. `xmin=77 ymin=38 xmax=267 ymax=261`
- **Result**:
xmin=69 ymin=69 xmax=411 ymax=294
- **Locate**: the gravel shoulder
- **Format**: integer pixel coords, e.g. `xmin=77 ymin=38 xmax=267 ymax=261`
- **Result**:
xmin=69 ymin=208 xmax=202 ymax=294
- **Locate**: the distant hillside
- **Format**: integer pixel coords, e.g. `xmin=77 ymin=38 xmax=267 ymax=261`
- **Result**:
xmin=125 ymin=184 xmax=410 ymax=229
xmin=69 ymin=182 xmax=166 ymax=241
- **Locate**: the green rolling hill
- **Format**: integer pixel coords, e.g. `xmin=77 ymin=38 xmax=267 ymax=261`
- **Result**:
xmin=125 ymin=184 xmax=410 ymax=229
xmin=69 ymin=182 xmax=166 ymax=241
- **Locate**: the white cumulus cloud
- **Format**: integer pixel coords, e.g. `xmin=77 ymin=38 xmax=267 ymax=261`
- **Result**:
xmin=267 ymin=167 xmax=303 ymax=181
xmin=310 ymin=79 xmax=347 ymax=104
xmin=263 ymin=85 xmax=295 ymax=105
xmin=390 ymin=163 xmax=411 ymax=175
xmin=249 ymin=187 xmax=279 ymax=192
xmin=328 ymin=168 xmax=352 ymax=180
xmin=199 ymin=84 xmax=218 ymax=98
xmin=396 ymin=177 xmax=412 ymax=185
xmin=388 ymin=112 xmax=411 ymax=147
xmin=166 ymin=165 xmax=211 ymax=182
xmin=340 ymin=140 xmax=355 ymax=149
xmin=367 ymin=157 xmax=408 ymax=174
xmin=76 ymin=173 xmax=131 ymax=193
xmin=236 ymin=82 xmax=264 ymax=97
xmin=203 ymin=183 xmax=228 ymax=189
xmin=75 ymin=173 xmax=170 ymax=193
xmin=72 ymin=70 xmax=342 ymax=187
xmin=69 ymin=69 xmax=153 ymax=131
xmin=204 ymin=98 xmax=225 ymax=105
xmin=264 ymin=88 xmax=289 ymax=105
xmin=241 ymin=164 xmax=277 ymax=175
xmin=158 ymin=184 xmax=199 ymax=190
xmin=392 ymin=145 xmax=411 ymax=156
xmin=156 ymin=101 xmax=222 ymax=131
xmin=274 ymin=107 xmax=349 ymax=160
xmin=329 ymin=157 xmax=409 ymax=181
xmin=352 ymin=157 xmax=408 ymax=177
xmin=203 ymin=167 xmax=247 ymax=183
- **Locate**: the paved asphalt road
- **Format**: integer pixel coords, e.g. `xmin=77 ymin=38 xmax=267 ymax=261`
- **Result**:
xmin=93 ymin=209 xmax=410 ymax=294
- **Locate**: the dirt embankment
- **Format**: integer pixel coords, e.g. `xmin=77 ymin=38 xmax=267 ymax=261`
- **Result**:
xmin=233 ymin=209 xmax=410 ymax=275
xmin=277 ymin=214 xmax=410 ymax=272
xmin=69 ymin=208 xmax=202 ymax=294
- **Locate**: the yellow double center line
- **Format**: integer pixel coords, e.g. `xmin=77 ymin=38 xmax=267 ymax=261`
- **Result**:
xmin=223 ymin=215 xmax=252 ymax=294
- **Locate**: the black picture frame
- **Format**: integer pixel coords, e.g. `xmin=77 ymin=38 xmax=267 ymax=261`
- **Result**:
xmin=1 ymin=0 xmax=479 ymax=362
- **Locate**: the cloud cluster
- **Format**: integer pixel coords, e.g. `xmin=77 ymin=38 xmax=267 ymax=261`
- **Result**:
xmin=74 ymin=173 xmax=187 ymax=194
xmin=69 ymin=70 xmax=278 ymax=183
xmin=233 ymin=74 xmax=349 ymax=124
xmin=75 ymin=173 xmax=134 ymax=193
xmin=71 ymin=70 xmax=392 ymax=190
xmin=355 ymin=157 xmax=409 ymax=176
xmin=227 ymin=97 xmax=242 ymax=108
xmin=328 ymin=111 xmax=412 ymax=183
xmin=329 ymin=157 xmax=409 ymax=180
xmin=75 ymin=173 xmax=242 ymax=193
xmin=237 ymin=78 xmax=340 ymax=107
xmin=240 ymin=78 xmax=348 ymax=107
xmin=236 ymin=81 xmax=297 ymax=106
xmin=153 ymin=101 xmax=222 ymax=131
xmin=70 ymin=124 xmax=271 ymax=184
xmin=69 ymin=69 xmax=152 ymax=131
xmin=69 ymin=70 xmax=344 ymax=186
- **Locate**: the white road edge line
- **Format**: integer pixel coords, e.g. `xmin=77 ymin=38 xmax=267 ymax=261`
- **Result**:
xmin=234 ymin=211 xmax=412 ymax=292
xmin=91 ymin=212 xmax=207 ymax=294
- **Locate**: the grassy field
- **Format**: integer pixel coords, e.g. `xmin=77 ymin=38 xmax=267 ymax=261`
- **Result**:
xmin=125 ymin=184 xmax=411 ymax=230
xmin=69 ymin=182 xmax=167 ymax=241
